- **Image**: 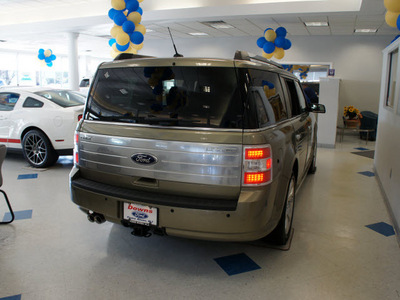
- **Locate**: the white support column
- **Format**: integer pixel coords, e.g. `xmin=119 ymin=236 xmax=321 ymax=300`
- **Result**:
xmin=68 ymin=32 xmax=79 ymax=91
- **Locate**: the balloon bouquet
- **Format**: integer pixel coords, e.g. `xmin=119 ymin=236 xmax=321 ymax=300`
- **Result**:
xmin=37 ymin=49 xmax=56 ymax=67
xmin=256 ymin=27 xmax=292 ymax=60
xmin=108 ymin=0 xmax=147 ymax=58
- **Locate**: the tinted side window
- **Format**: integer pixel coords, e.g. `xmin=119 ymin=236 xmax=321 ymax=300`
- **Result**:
xmin=247 ymin=69 xmax=287 ymax=123
xmin=248 ymin=89 xmax=270 ymax=128
xmin=80 ymin=79 xmax=90 ymax=87
xmin=0 ymin=93 xmax=19 ymax=111
xmin=23 ymin=97 xmax=44 ymax=108
xmin=284 ymin=79 xmax=307 ymax=117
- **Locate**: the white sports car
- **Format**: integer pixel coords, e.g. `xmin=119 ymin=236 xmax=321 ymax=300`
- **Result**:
xmin=0 ymin=87 xmax=85 ymax=167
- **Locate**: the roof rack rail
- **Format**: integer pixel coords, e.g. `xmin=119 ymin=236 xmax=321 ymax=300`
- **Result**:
xmin=114 ymin=53 xmax=154 ymax=61
xmin=234 ymin=50 xmax=283 ymax=69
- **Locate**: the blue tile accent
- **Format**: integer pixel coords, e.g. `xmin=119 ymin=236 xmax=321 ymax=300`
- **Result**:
xmin=214 ymin=253 xmax=261 ymax=276
xmin=358 ymin=171 xmax=375 ymax=177
xmin=366 ymin=222 xmax=395 ymax=237
xmin=2 ymin=210 xmax=32 ymax=222
xmin=354 ymin=147 xmax=369 ymax=151
xmin=17 ymin=174 xmax=38 ymax=180
xmin=0 ymin=295 xmax=22 ymax=300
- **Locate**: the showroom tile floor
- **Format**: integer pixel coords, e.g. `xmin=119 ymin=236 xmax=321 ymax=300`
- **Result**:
xmin=0 ymin=137 xmax=399 ymax=300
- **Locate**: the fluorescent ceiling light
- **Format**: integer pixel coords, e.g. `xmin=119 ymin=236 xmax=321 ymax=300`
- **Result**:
xmin=189 ymin=32 xmax=209 ymax=36
xmin=305 ymin=22 xmax=329 ymax=27
xmin=354 ymin=29 xmax=377 ymax=33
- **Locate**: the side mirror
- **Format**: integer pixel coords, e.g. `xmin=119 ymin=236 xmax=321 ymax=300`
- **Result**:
xmin=310 ymin=103 xmax=326 ymax=113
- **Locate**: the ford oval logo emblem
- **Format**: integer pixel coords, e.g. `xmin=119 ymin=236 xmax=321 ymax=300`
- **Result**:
xmin=132 ymin=212 xmax=148 ymax=219
xmin=131 ymin=153 xmax=158 ymax=165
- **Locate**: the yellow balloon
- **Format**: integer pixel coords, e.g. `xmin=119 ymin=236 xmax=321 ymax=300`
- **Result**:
xmin=116 ymin=32 xmax=130 ymax=45
xmin=138 ymin=0 xmax=144 ymax=2
xmin=135 ymin=24 xmax=146 ymax=35
xmin=111 ymin=0 xmax=126 ymax=11
xmin=131 ymin=42 xmax=144 ymax=50
xmin=273 ymin=47 xmax=285 ymax=59
xmin=262 ymin=51 xmax=274 ymax=59
xmin=385 ymin=10 xmax=400 ymax=27
xmin=127 ymin=12 xmax=142 ymax=24
xmin=264 ymin=29 xmax=277 ymax=42
xmin=385 ymin=0 xmax=400 ymax=13
xmin=110 ymin=25 xmax=124 ymax=38
xmin=44 ymin=49 xmax=52 ymax=57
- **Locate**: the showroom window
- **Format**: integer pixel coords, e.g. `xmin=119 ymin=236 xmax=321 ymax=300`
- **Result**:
xmin=0 ymin=93 xmax=19 ymax=111
xmin=386 ymin=48 xmax=398 ymax=109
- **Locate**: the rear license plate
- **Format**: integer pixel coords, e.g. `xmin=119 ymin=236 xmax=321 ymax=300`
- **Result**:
xmin=123 ymin=203 xmax=158 ymax=226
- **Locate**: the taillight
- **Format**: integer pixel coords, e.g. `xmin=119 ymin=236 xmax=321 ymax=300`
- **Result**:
xmin=74 ymin=132 xmax=79 ymax=165
xmin=78 ymin=114 xmax=82 ymax=121
xmin=243 ymin=145 xmax=272 ymax=186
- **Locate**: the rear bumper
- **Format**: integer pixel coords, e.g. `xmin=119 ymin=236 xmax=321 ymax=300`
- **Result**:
xmin=69 ymin=167 xmax=280 ymax=242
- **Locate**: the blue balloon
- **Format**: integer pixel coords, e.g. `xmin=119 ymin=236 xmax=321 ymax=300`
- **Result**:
xmin=130 ymin=31 xmax=144 ymax=44
xmin=126 ymin=0 xmax=139 ymax=12
xmin=274 ymin=36 xmax=286 ymax=48
xmin=113 ymin=11 xmax=127 ymax=26
xmin=38 ymin=53 xmax=45 ymax=60
xmin=263 ymin=41 xmax=275 ymax=54
xmin=38 ymin=48 xmax=45 ymax=54
xmin=109 ymin=38 xmax=116 ymax=46
xmin=283 ymin=39 xmax=292 ymax=50
xmin=47 ymin=62 xmax=53 ymax=67
xmin=116 ymin=42 xmax=130 ymax=51
xmin=397 ymin=15 xmax=400 ymax=31
xmin=108 ymin=8 xmax=118 ymax=21
xmin=257 ymin=37 xmax=267 ymax=48
xmin=276 ymin=27 xmax=287 ymax=37
xmin=136 ymin=7 xmax=143 ymax=15
xmin=122 ymin=20 xmax=135 ymax=34
xmin=45 ymin=56 xmax=52 ymax=63
xmin=50 ymin=54 xmax=56 ymax=61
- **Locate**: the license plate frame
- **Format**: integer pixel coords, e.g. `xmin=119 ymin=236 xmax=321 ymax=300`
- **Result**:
xmin=123 ymin=202 xmax=158 ymax=226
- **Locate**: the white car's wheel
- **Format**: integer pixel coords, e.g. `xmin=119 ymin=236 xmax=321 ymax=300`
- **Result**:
xmin=22 ymin=130 xmax=59 ymax=168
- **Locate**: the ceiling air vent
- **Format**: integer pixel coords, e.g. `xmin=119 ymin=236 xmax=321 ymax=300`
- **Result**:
xmin=201 ymin=21 xmax=235 ymax=29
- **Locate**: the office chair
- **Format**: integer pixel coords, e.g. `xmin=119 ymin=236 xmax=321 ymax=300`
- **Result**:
xmin=0 ymin=144 xmax=14 ymax=224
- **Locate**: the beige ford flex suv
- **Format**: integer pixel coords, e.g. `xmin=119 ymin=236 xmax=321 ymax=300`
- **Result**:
xmin=69 ymin=51 xmax=325 ymax=245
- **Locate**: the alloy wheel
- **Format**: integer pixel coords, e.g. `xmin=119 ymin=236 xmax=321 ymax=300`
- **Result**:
xmin=24 ymin=133 xmax=47 ymax=166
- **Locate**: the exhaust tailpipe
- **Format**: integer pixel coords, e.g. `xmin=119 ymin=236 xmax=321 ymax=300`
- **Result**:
xmin=94 ymin=214 xmax=106 ymax=224
xmin=87 ymin=212 xmax=105 ymax=224
xmin=87 ymin=213 xmax=95 ymax=223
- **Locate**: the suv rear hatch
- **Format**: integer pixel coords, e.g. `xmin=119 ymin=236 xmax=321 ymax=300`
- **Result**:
xmin=75 ymin=59 xmax=247 ymax=209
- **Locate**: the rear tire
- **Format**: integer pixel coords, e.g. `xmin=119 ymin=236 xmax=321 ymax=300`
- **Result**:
xmin=269 ymin=173 xmax=296 ymax=245
xmin=22 ymin=130 xmax=59 ymax=168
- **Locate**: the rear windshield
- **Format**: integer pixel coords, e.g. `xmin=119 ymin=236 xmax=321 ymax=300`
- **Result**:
xmin=85 ymin=66 xmax=244 ymax=129
xmin=35 ymin=90 xmax=86 ymax=107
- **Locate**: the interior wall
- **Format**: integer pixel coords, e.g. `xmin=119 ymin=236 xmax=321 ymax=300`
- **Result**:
xmin=375 ymin=40 xmax=400 ymax=238
xmin=143 ymin=35 xmax=393 ymax=124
